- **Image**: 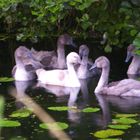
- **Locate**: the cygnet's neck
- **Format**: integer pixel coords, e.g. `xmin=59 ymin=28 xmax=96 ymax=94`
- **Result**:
xmin=77 ymin=56 xmax=88 ymax=79
xmin=67 ymin=62 xmax=80 ymax=87
xmin=57 ymin=42 xmax=66 ymax=69
xmin=15 ymin=56 xmax=24 ymax=68
xmin=95 ymin=66 xmax=110 ymax=93
xmin=127 ymin=55 xmax=140 ymax=75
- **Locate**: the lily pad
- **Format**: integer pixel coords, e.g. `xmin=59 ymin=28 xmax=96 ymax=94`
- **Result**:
xmin=48 ymin=106 xmax=70 ymax=111
xmin=112 ymin=118 xmax=137 ymax=125
xmin=115 ymin=113 xmax=138 ymax=118
xmin=39 ymin=122 xmax=68 ymax=130
xmin=0 ymin=119 xmax=21 ymax=127
xmin=92 ymin=129 xmax=124 ymax=138
xmin=0 ymin=77 xmax=14 ymax=82
xmin=82 ymin=107 xmax=100 ymax=113
xmin=10 ymin=136 xmax=27 ymax=140
xmin=9 ymin=108 xmax=32 ymax=118
xmin=99 ymin=138 xmax=120 ymax=140
xmin=108 ymin=124 xmax=131 ymax=130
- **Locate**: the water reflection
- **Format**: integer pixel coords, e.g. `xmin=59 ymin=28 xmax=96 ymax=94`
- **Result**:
xmin=35 ymin=82 xmax=81 ymax=122
xmin=6 ymin=74 xmax=140 ymax=140
xmin=103 ymin=95 xmax=140 ymax=113
xmin=95 ymin=93 xmax=140 ymax=128
xmin=14 ymin=81 xmax=35 ymax=108
xmin=95 ymin=94 xmax=111 ymax=129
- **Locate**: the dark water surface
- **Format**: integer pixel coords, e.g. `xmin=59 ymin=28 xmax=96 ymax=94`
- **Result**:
xmin=0 ymin=42 xmax=140 ymax=140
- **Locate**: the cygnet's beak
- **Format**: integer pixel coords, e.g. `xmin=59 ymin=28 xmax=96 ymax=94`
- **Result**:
xmin=79 ymin=52 xmax=83 ymax=59
xmin=27 ymin=51 xmax=37 ymax=60
xmin=89 ymin=63 xmax=97 ymax=70
xmin=125 ymin=51 xmax=132 ymax=63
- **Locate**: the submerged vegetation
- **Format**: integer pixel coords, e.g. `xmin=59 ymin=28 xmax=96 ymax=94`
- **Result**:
xmin=0 ymin=0 xmax=140 ymax=51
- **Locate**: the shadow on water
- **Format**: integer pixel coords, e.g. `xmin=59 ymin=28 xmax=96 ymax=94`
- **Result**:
xmin=0 ymin=40 xmax=140 ymax=140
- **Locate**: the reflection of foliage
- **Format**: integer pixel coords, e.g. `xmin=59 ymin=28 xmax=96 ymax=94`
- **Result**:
xmin=0 ymin=0 xmax=140 ymax=50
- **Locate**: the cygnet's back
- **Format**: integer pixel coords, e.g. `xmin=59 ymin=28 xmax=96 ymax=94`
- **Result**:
xmin=36 ymin=52 xmax=81 ymax=87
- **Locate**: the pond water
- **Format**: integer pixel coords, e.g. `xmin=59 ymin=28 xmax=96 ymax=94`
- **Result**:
xmin=0 ymin=42 xmax=140 ymax=140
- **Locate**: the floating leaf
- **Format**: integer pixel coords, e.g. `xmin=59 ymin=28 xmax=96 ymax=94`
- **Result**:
xmin=112 ymin=118 xmax=137 ymax=125
xmin=39 ymin=122 xmax=68 ymax=130
xmin=0 ymin=77 xmax=14 ymax=82
xmin=47 ymin=106 xmax=76 ymax=111
xmin=0 ymin=96 xmax=5 ymax=118
xmin=10 ymin=108 xmax=32 ymax=118
xmin=99 ymin=138 xmax=120 ymax=140
xmin=92 ymin=129 xmax=124 ymax=138
xmin=0 ymin=119 xmax=21 ymax=127
xmin=108 ymin=124 xmax=131 ymax=130
xmin=82 ymin=107 xmax=100 ymax=113
xmin=115 ymin=113 xmax=138 ymax=118
xmin=10 ymin=136 xmax=27 ymax=140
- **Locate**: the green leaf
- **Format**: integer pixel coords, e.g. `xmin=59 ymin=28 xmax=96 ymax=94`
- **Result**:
xmin=112 ymin=118 xmax=137 ymax=125
xmin=99 ymin=138 xmax=120 ymax=140
xmin=0 ymin=77 xmax=14 ymax=82
xmin=92 ymin=129 xmax=124 ymax=138
xmin=130 ymin=29 xmax=138 ymax=36
xmin=0 ymin=119 xmax=21 ymax=127
xmin=48 ymin=106 xmax=70 ymax=111
xmin=9 ymin=136 xmax=27 ymax=140
xmin=82 ymin=107 xmax=100 ymax=113
xmin=39 ymin=122 xmax=68 ymax=130
xmin=10 ymin=108 xmax=32 ymax=118
xmin=133 ymin=32 xmax=140 ymax=48
xmin=115 ymin=113 xmax=138 ymax=118
xmin=81 ymin=21 xmax=92 ymax=30
xmin=104 ymin=45 xmax=112 ymax=53
xmin=108 ymin=124 xmax=131 ymax=130
xmin=0 ymin=96 xmax=5 ymax=119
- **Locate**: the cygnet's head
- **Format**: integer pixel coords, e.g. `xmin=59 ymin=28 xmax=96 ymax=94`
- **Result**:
xmin=90 ymin=56 xmax=110 ymax=70
xmin=15 ymin=46 xmax=31 ymax=58
xmin=66 ymin=52 xmax=81 ymax=65
xmin=79 ymin=44 xmax=89 ymax=58
xmin=125 ymin=44 xmax=136 ymax=62
xmin=58 ymin=34 xmax=76 ymax=47
xmin=127 ymin=44 xmax=135 ymax=52
xmin=95 ymin=56 xmax=110 ymax=69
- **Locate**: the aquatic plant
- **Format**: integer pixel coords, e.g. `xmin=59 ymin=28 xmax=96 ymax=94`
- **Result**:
xmin=0 ymin=77 xmax=14 ymax=82
xmin=82 ymin=107 xmax=100 ymax=113
xmin=92 ymin=129 xmax=124 ymax=139
xmin=39 ymin=122 xmax=68 ymax=130
xmin=9 ymin=108 xmax=32 ymax=118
